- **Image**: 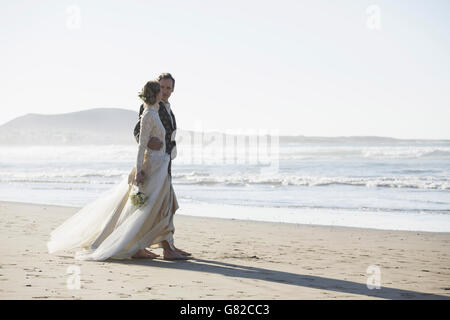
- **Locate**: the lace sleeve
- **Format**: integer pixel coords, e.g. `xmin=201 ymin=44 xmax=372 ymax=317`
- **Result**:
xmin=136 ymin=111 xmax=153 ymax=173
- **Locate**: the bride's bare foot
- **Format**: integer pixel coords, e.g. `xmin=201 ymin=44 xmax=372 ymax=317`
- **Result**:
xmin=160 ymin=240 xmax=189 ymax=260
xmin=132 ymin=249 xmax=159 ymax=259
xmin=163 ymin=249 xmax=189 ymax=260
xmin=174 ymin=246 xmax=192 ymax=256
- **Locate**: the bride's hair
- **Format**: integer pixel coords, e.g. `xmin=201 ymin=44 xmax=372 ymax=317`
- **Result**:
xmin=138 ymin=80 xmax=161 ymax=105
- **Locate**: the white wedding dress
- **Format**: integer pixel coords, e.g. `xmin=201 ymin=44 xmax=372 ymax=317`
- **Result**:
xmin=47 ymin=102 xmax=179 ymax=261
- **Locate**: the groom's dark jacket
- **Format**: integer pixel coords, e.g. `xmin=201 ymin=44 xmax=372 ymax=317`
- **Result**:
xmin=134 ymin=102 xmax=177 ymax=176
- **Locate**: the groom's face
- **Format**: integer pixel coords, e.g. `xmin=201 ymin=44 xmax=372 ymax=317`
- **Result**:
xmin=160 ymin=78 xmax=174 ymax=102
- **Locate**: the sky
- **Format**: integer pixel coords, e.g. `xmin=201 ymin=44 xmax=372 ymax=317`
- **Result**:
xmin=1 ymin=0 xmax=449 ymax=139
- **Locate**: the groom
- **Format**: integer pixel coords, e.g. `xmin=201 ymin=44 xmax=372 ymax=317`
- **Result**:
xmin=134 ymin=73 xmax=191 ymax=259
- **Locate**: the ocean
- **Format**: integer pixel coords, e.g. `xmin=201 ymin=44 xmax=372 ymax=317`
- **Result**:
xmin=1 ymin=138 xmax=449 ymax=232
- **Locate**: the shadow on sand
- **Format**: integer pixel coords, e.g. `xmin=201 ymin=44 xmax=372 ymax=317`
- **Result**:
xmin=106 ymin=256 xmax=449 ymax=300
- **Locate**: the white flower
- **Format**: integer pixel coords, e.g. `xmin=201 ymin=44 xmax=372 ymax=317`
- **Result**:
xmin=129 ymin=185 xmax=148 ymax=207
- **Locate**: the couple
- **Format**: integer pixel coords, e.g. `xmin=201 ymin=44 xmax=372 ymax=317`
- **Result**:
xmin=47 ymin=73 xmax=191 ymax=261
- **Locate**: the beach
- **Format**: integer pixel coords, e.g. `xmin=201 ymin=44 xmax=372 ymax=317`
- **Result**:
xmin=0 ymin=201 xmax=449 ymax=300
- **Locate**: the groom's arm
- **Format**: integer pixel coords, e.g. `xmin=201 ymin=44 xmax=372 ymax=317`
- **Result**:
xmin=134 ymin=126 xmax=163 ymax=150
xmin=148 ymin=137 xmax=163 ymax=150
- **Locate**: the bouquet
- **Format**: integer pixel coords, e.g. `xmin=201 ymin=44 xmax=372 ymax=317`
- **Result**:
xmin=129 ymin=184 xmax=148 ymax=207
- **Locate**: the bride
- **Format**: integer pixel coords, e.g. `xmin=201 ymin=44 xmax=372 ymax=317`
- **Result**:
xmin=47 ymin=80 xmax=189 ymax=261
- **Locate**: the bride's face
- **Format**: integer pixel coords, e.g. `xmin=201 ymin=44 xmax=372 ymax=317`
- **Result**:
xmin=156 ymin=91 xmax=162 ymax=102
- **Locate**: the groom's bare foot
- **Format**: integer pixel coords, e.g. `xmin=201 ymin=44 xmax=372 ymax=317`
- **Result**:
xmin=163 ymin=249 xmax=189 ymax=260
xmin=132 ymin=249 xmax=159 ymax=259
xmin=174 ymin=247 xmax=192 ymax=256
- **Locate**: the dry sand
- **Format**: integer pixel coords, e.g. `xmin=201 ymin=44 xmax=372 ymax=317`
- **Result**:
xmin=0 ymin=201 xmax=449 ymax=299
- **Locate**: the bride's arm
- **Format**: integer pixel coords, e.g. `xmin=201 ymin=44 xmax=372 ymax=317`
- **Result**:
xmin=135 ymin=111 xmax=153 ymax=181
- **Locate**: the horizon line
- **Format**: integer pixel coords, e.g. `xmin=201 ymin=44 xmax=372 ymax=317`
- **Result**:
xmin=1 ymin=107 xmax=450 ymax=142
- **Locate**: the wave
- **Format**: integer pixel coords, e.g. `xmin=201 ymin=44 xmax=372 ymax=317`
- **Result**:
xmin=1 ymin=145 xmax=450 ymax=166
xmin=391 ymin=169 xmax=442 ymax=174
xmin=172 ymin=172 xmax=450 ymax=190
xmin=2 ymin=168 xmax=449 ymax=190
xmin=279 ymin=136 xmax=450 ymax=145
xmin=361 ymin=148 xmax=450 ymax=159
xmin=420 ymin=150 xmax=450 ymax=158
xmin=0 ymin=169 xmax=127 ymax=179
xmin=250 ymin=203 xmax=450 ymax=215
xmin=280 ymin=146 xmax=450 ymax=160
xmin=1 ymin=178 xmax=117 ymax=185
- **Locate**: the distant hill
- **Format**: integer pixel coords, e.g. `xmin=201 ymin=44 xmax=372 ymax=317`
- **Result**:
xmin=1 ymin=108 xmax=448 ymax=145
xmin=0 ymin=108 xmax=140 ymax=145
